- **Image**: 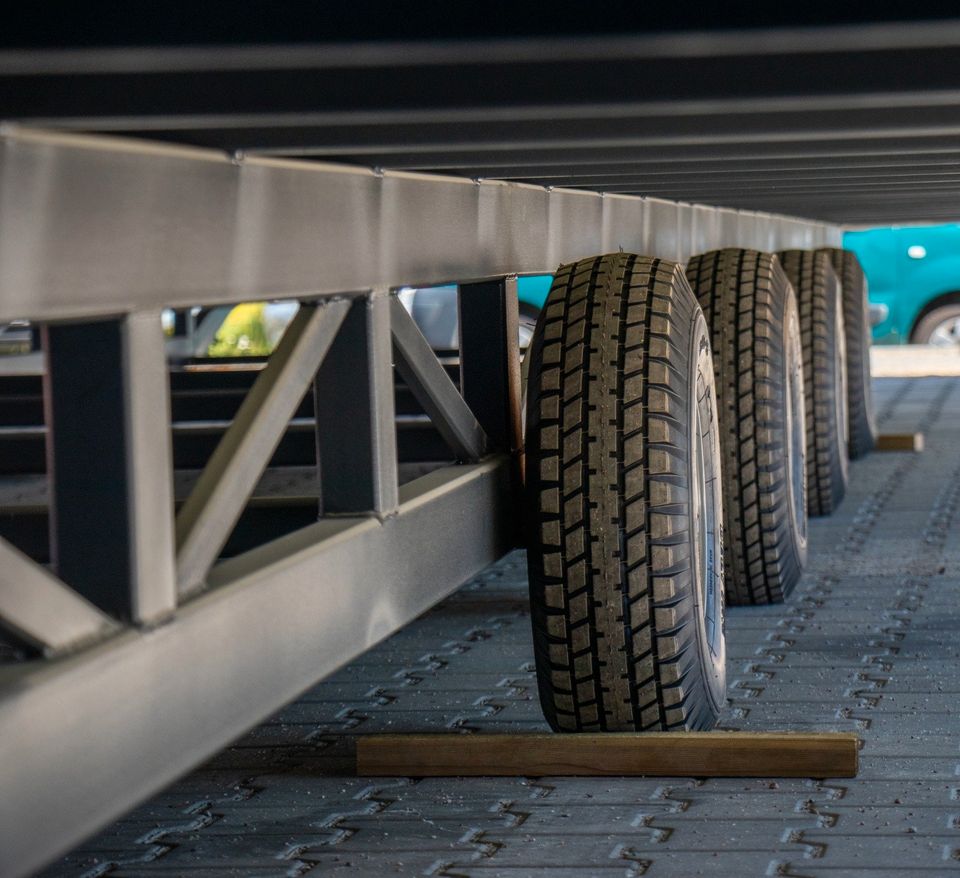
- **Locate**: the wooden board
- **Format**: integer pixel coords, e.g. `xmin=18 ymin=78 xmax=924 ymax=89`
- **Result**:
xmin=356 ymin=732 xmax=859 ymax=778
xmin=876 ymin=432 xmax=924 ymax=452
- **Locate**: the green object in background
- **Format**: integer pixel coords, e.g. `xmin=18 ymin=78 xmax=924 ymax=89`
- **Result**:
xmin=207 ymin=302 xmax=273 ymax=356
xmin=843 ymin=224 xmax=960 ymax=345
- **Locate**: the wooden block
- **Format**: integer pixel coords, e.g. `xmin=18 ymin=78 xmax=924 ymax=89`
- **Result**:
xmin=356 ymin=732 xmax=859 ymax=778
xmin=876 ymin=432 xmax=924 ymax=452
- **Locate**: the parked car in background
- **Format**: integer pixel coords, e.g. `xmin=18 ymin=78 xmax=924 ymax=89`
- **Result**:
xmin=844 ymin=223 xmax=960 ymax=345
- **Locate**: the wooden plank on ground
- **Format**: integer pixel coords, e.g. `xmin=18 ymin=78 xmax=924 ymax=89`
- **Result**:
xmin=356 ymin=732 xmax=859 ymax=778
xmin=876 ymin=432 xmax=924 ymax=451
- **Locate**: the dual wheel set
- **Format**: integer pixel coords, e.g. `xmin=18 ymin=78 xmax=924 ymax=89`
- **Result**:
xmin=523 ymin=247 xmax=876 ymax=732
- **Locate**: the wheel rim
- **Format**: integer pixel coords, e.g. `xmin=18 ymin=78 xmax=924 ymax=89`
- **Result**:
xmin=785 ymin=307 xmax=807 ymax=547
xmin=518 ymin=315 xmax=537 ymax=350
xmin=835 ymin=292 xmax=850 ymax=478
xmin=928 ymin=315 xmax=960 ymax=347
xmin=691 ymin=344 xmax=723 ymax=666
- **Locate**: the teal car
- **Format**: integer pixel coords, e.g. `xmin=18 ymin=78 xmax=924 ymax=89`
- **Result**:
xmin=844 ymin=224 xmax=960 ymax=345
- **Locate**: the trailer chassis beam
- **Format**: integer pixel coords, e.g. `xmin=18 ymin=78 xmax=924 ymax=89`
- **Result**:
xmin=0 ymin=458 xmax=513 ymax=877
xmin=175 ymin=297 xmax=351 ymax=593
xmin=0 ymin=127 xmax=839 ymax=324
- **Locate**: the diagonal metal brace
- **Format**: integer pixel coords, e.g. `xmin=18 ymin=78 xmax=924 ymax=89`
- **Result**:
xmin=175 ymin=297 xmax=351 ymax=595
xmin=0 ymin=536 xmax=118 ymax=655
xmin=389 ymin=295 xmax=488 ymax=462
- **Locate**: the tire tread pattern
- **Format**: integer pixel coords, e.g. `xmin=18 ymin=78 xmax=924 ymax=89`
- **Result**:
xmin=687 ymin=249 xmax=806 ymax=605
xmin=822 ymin=247 xmax=876 ymax=459
xmin=778 ymin=250 xmax=848 ymax=516
xmin=525 ymin=253 xmax=719 ymax=733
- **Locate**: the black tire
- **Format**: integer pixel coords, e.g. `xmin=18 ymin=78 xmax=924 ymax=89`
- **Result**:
xmin=821 ymin=247 xmax=876 ymax=458
xmin=911 ymin=302 xmax=960 ymax=346
xmin=525 ymin=253 xmax=726 ymax=732
xmin=686 ymin=250 xmax=808 ymax=605
xmin=778 ymin=250 xmax=849 ymax=516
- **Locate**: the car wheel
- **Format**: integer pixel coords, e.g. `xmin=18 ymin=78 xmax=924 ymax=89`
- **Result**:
xmin=687 ymin=249 xmax=808 ymax=605
xmin=911 ymin=303 xmax=960 ymax=347
xmin=778 ymin=250 xmax=849 ymax=517
xmin=525 ymin=252 xmax=726 ymax=732
xmin=821 ymin=248 xmax=876 ymax=459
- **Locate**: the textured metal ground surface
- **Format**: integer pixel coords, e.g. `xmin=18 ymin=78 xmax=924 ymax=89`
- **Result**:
xmin=43 ymin=376 xmax=960 ymax=877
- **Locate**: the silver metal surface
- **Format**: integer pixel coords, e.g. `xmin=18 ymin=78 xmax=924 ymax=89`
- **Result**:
xmin=390 ymin=295 xmax=488 ymax=461
xmin=835 ymin=288 xmax=850 ymax=483
xmin=786 ymin=303 xmax=808 ymax=549
xmin=366 ymin=290 xmax=400 ymax=515
xmin=0 ymin=537 xmax=117 ymax=655
xmin=927 ymin=315 xmax=960 ymax=347
xmin=690 ymin=311 xmax=725 ymax=694
xmin=314 ymin=291 xmax=401 ymax=515
xmin=0 ymin=457 xmax=513 ymax=878
xmin=0 ymin=128 xmax=839 ymax=324
xmin=121 ymin=311 xmax=177 ymax=623
xmin=175 ymin=298 xmax=351 ymax=594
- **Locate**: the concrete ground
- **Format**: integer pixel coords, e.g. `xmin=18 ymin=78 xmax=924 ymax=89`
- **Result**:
xmin=44 ymin=376 xmax=960 ymax=877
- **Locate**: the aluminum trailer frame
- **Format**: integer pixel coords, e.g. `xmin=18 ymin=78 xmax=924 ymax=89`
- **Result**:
xmin=8 ymin=15 xmax=955 ymax=874
xmin=0 ymin=125 xmax=838 ymax=876
xmin=0 ymin=128 xmax=835 ymax=323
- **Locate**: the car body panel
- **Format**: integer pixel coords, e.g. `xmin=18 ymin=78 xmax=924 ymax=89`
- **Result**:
xmin=843 ymin=224 xmax=960 ymax=344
